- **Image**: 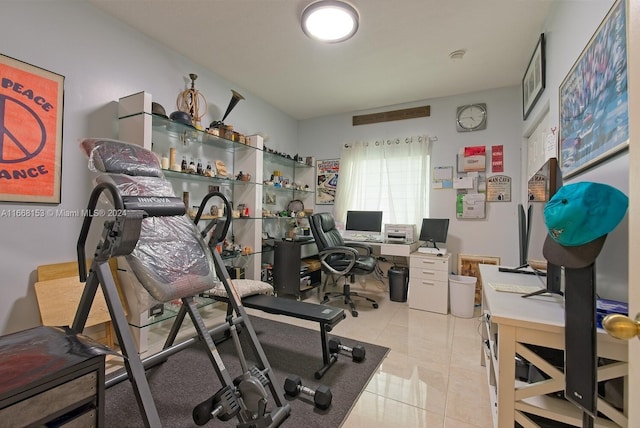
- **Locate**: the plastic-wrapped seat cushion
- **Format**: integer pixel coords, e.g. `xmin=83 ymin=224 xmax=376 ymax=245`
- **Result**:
xmin=82 ymin=137 xmax=219 ymax=303
xmin=97 ymin=173 xmax=218 ymax=302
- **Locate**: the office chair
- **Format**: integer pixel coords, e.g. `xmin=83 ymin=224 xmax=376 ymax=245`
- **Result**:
xmin=309 ymin=212 xmax=379 ymax=317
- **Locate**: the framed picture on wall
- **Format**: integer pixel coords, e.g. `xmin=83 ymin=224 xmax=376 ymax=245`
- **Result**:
xmin=559 ymin=0 xmax=628 ymax=179
xmin=316 ymin=159 xmax=339 ymax=205
xmin=0 ymin=54 xmax=65 ymax=204
xmin=458 ymin=254 xmax=501 ymax=305
xmin=522 ymin=33 xmax=546 ymax=121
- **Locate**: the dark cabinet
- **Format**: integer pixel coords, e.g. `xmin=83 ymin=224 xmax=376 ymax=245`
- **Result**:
xmin=0 ymin=326 xmax=106 ymax=427
xmin=273 ymin=239 xmax=321 ymax=298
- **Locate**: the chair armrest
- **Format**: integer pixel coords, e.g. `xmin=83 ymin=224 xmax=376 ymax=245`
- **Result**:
xmin=318 ymin=246 xmax=359 ymax=276
xmin=344 ymin=242 xmax=373 ymax=256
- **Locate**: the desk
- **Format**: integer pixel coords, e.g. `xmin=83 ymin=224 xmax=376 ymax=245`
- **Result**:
xmin=479 ymin=264 xmax=627 ymax=428
xmin=344 ymin=239 xmax=420 ymax=258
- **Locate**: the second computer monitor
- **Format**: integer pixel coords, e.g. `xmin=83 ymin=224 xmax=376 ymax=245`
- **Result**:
xmin=419 ymin=218 xmax=450 ymax=248
xmin=345 ymin=210 xmax=383 ymax=235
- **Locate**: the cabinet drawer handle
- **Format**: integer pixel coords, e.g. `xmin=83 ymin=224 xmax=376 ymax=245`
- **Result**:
xmin=421 ymin=281 xmax=436 ymax=286
xmin=421 ymin=260 xmax=436 ymax=265
xmin=421 ymin=271 xmax=436 ymax=275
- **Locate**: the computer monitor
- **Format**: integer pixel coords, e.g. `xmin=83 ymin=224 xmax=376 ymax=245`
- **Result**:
xmin=345 ymin=210 xmax=383 ymax=235
xmin=419 ymin=218 xmax=449 ymax=249
xmin=520 ymin=158 xmax=563 ymax=298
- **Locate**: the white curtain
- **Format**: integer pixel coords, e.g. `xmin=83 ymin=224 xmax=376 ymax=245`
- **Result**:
xmin=334 ymin=135 xmax=432 ymax=228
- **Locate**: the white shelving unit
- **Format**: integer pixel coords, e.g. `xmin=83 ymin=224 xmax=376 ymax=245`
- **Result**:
xmin=115 ymin=91 xmax=317 ymax=351
xmin=117 ymin=91 xmax=264 ymax=351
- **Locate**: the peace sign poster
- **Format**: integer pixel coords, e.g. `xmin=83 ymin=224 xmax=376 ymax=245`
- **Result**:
xmin=0 ymin=54 xmax=64 ymax=204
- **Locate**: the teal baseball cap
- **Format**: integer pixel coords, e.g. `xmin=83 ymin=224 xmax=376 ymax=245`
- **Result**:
xmin=542 ymin=182 xmax=628 ymax=268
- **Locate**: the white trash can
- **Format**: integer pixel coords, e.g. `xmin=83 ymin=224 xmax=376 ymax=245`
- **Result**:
xmin=449 ymin=275 xmax=477 ymax=318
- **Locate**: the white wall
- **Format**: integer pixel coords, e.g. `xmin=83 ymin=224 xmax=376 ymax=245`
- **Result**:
xmin=0 ymin=1 xmax=299 ymax=334
xmin=0 ymin=0 xmax=628 ymax=334
xmin=523 ymin=0 xmax=628 ymax=301
xmin=299 ymin=0 xmax=628 ymax=300
xmin=299 ymin=87 xmax=525 ymax=269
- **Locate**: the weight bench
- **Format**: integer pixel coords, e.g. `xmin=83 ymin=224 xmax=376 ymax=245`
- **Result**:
xmin=209 ymin=283 xmax=346 ymax=379
xmin=192 ymin=199 xmax=350 ymax=379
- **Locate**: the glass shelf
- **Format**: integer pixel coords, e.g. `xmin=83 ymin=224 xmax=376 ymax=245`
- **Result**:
xmin=129 ymin=295 xmax=218 ymax=328
xmin=121 ymin=112 xmax=257 ymax=153
xmin=263 ymin=216 xmax=299 ymax=220
xmin=263 ymin=185 xmax=313 ymax=195
xmin=263 ymin=150 xmax=313 ymax=169
xmin=163 ymin=169 xmax=238 ymax=185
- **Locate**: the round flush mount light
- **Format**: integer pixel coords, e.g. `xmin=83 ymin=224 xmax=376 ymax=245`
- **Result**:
xmin=301 ymin=0 xmax=359 ymax=43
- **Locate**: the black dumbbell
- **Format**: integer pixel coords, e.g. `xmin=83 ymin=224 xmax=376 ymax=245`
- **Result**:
xmin=283 ymin=375 xmax=332 ymax=410
xmin=329 ymin=338 xmax=366 ymax=362
xmin=193 ymin=385 xmax=240 ymax=425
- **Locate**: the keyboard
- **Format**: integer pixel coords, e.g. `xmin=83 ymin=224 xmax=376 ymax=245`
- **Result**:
xmin=347 ymin=234 xmax=383 ymax=242
xmin=489 ymin=282 xmax=541 ymax=294
xmin=417 ymin=247 xmax=447 ymax=255
xmin=346 ymin=235 xmax=367 ymax=241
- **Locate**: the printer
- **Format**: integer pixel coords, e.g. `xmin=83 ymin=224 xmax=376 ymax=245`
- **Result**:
xmin=384 ymin=224 xmax=416 ymax=243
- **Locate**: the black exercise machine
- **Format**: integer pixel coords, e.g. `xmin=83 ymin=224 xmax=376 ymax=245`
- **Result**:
xmin=71 ymin=139 xmax=290 ymax=427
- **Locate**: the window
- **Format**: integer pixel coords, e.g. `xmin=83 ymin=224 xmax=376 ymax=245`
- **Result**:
xmin=334 ymin=136 xmax=432 ymax=227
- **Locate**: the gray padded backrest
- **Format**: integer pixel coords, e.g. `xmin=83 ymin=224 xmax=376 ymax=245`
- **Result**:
xmin=82 ymin=139 xmax=218 ymax=302
xmin=310 ymin=212 xmax=345 ymax=251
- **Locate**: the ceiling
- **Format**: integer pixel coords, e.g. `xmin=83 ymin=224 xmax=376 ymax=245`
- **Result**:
xmin=88 ymin=0 xmax=552 ymax=121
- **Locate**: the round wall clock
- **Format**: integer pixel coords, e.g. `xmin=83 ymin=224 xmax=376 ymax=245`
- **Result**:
xmin=456 ymin=103 xmax=487 ymax=132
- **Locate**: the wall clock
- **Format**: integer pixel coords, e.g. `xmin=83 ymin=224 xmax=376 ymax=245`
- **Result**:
xmin=456 ymin=103 xmax=487 ymax=132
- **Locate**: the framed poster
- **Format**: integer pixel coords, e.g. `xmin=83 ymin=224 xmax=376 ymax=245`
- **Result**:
xmin=316 ymin=159 xmax=339 ymax=205
xmin=559 ymin=0 xmax=628 ymax=179
xmin=0 ymin=54 xmax=64 ymax=204
xmin=522 ymin=33 xmax=546 ymax=120
xmin=458 ymin=254 xmax=501 ymax=305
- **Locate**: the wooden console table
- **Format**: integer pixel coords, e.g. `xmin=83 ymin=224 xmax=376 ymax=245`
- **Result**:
xmin=479 ymin=264 xmax=628 ymax=427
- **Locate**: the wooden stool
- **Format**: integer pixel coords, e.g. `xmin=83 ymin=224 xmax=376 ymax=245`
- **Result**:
xmin=35 ymin=261 xmax=117 ymax=349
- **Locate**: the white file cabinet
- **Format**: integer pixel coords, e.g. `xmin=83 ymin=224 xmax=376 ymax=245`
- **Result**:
xmin=408 ymin=252 xmax=451 ymax=314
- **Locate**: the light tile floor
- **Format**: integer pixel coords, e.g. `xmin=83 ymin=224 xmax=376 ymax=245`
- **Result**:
xmin=248 ymin=277 xmax=493 ymax=428
xmin=108 ymin=276 xmax=493 ymax=427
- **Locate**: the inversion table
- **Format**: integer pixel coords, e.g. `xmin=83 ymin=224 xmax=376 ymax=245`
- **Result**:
xmin=71 ymin=138 xmax=291 ymax=427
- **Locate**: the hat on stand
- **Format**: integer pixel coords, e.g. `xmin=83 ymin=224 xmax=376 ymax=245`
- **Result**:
xmin=542 ymin=182 xmax=628 ymax=268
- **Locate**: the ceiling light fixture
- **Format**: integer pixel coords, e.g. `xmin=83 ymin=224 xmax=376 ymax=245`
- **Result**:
xmin=301 ymin=0 xmax=359 ymax=43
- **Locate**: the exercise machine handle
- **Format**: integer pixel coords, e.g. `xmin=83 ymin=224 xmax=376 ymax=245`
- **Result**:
xmin=76 ymin=182 xmax=124 ymax=283
xmin=193 ymin=192 xmax=233 ymax=244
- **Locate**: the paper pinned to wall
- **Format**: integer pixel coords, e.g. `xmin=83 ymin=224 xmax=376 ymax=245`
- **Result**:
xmin=432 ymin=166 xmax=453 ymax=189
xmin=453 ymin=176 xmax=474 ymax=189
xmin=459 ymin=193 xmax=486 ymax=219
xmin=456 ymin=193 xmax=486 ymax=219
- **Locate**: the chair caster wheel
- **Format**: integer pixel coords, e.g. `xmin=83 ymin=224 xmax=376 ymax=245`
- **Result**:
xmin=373 ymin=303 xmax=379 ymax=309
xmin=351 ymin=311 xmax=358 ymax=317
